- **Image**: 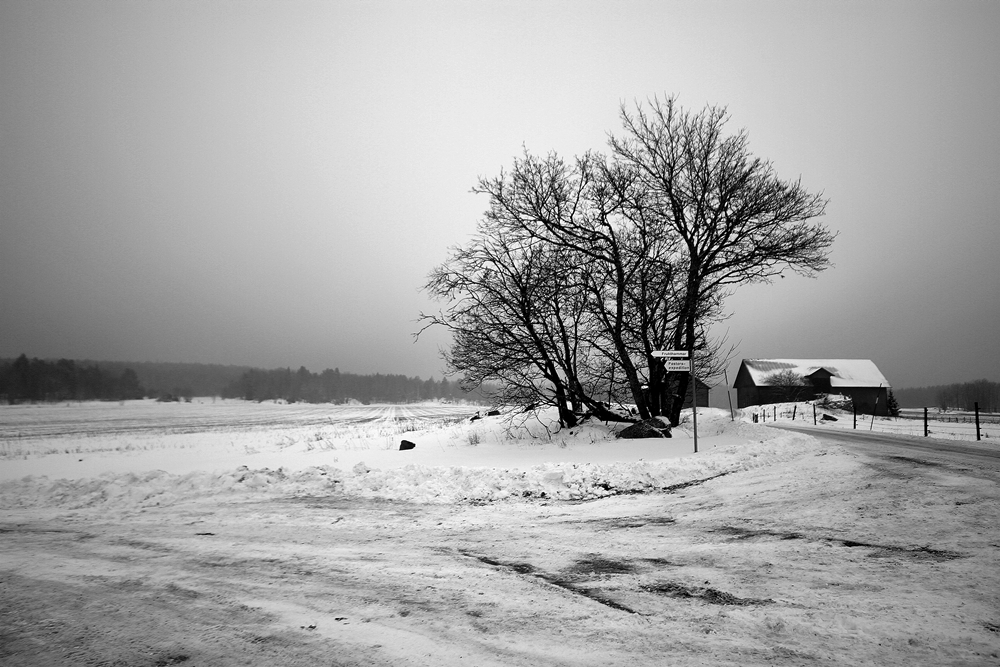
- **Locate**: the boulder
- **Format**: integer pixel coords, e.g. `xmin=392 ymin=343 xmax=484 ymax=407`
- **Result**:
xmin=399 ymin=440 xmax=416 ymax=450
xmin=617 ymin=418 xmax=672 ymax=439
xmin=820 ymin=414 xmax=838 ymax=422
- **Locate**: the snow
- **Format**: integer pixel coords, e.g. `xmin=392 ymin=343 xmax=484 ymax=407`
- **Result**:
xmin=739 ymin=358 xmax=889 ymax=387
xmin=0 ymin=400 xmax=800 ymax=509
xmin=2 ymin=399 xmax=998 ymax=665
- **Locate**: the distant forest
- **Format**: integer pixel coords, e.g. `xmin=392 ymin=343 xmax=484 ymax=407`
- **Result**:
xmin=0 ymin=355 xmax=145 ymax=402
xmin=219 ymin=367 xmax=482 ymax=404
xmin=894 ymin=380 xmax=999 ymax=412
xmin=0 ymin=355 xmax=484 ymax=404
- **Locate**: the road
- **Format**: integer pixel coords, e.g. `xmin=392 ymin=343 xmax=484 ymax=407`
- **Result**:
xmin=773 ymin=423 xmax=1000 ymax=474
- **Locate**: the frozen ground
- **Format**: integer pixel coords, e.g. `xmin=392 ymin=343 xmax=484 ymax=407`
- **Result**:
xmin=1 ymin=400 xmax=999 ymax=666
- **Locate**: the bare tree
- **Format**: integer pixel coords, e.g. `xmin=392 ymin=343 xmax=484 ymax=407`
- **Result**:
xmin=762 ymin=369 xmax=809 ymax=402
xmin=468 ymin=150 xmax=698 ymax=422
xmin=421 ymin=206 xmax=598 ymax=427
xmin=608 ymin=96 xmax=834 ymax=424
xmin=421 ymin=96 xmax=834 ymax=428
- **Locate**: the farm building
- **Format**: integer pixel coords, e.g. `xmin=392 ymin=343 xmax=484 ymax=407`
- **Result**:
xmin=636 ymin=378 xmax=709 ymax=410
xmin=681 ymin=377 xmax=710 ymax=409
xmin=733 ymin=359 xmax=891 ymax=415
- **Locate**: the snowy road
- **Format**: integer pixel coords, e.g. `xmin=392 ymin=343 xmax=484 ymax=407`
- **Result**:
xmin=774 ymin=423 xmax=1000 ymax=469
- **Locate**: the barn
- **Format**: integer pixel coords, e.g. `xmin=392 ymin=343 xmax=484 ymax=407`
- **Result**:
xmin=733 ymin=359 xmax=891 ymax=415
xmin=682 ymin=377 xmax=710 ymax=409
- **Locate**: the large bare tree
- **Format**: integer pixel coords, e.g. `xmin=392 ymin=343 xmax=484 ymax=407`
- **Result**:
xmin=421 ymin=96 xmax=834 ymax=427
xmin=607 ymin=96 xmax=834 ymax=424
xmin=421 ymin=203 xmax=598 ymax=427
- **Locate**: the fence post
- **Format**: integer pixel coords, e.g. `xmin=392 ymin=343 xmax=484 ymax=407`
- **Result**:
xmin=870 ymin=383 xmax=882 ymax=431
xmin=792 ymin=405 xmax=797 ymax=421
xmin=813 ymin=404 xmax=817 ymax=425
xmin=975 ymin=402 xmax=981 ymax=441
xmin=924 ymin=407 xmax=928 ymax=437
xmin=724 ymin=369 xmax=735 ymax=422
xmin=853 ymin=404 xmax=857 ymax=430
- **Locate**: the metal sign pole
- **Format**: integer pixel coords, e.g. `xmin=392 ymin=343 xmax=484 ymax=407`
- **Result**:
xmin=691 ymin=357 xmax=698 ymax=453
xmin=723 ymin=368 xmax=735 ymax=421
xmin=652 ymin=350 xmax=697 ymax=453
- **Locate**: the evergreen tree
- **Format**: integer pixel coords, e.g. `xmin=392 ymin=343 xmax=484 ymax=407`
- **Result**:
xmin=886 ymin=389 xmax=900 ymax=417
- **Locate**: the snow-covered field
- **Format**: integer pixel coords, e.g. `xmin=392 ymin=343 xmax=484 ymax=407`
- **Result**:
xmin=1 ymin=399 xmax=783 ymax=507
xmin=1 ymin=400 xmax=999 ymax=665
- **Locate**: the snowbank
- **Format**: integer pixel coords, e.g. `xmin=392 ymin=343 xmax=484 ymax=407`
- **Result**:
xmin=0 ymin=408 xmax=821 ymax=510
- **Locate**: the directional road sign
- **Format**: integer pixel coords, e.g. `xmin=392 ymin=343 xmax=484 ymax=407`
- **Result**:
xmin=652 ymin=350 xmax=689 ymax=358
xmin=664 ymin=360 xmax=692 ymax=372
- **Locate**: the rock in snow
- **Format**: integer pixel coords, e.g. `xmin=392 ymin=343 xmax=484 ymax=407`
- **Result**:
xmin=617 ymin=418 xmax=672 ymax=439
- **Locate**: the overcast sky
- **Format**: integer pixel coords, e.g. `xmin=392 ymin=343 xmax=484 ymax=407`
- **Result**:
xmin=1 ymin=1 xmax=997 ymax=390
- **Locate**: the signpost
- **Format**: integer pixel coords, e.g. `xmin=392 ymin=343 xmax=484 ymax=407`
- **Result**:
xmin=664 ymin=360 xmax=692 ymax=372
xmin=653 ymin=350 xmax=698 ymax=453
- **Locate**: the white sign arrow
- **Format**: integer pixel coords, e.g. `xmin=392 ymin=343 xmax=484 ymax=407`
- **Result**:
xmin=652 ymin=350 xmax=689 ymax=358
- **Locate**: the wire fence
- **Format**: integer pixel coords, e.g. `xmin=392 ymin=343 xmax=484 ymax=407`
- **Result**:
xmin=744 ymin=404 xmax=999 ymax=443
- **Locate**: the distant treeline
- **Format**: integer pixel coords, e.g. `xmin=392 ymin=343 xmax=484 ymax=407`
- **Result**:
xmin=220 ymin=366 xmax=484 ymax=404
xmin=894 ymin=379 xmax=999 ymax=412
xmin=87 ymin=360 xmax=253 ymax=398
xmin=0 ymin=355 xmax=145 ymax=402
xmin=0 ymin=355 xmax=483 ymax=405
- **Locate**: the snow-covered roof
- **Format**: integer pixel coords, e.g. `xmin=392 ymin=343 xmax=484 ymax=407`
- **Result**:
xmin=740 ymin=359 xmax=889 ymax=388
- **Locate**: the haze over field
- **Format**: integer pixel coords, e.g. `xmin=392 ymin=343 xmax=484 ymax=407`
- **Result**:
xmin=1 ymin=1 xmax=998 ymax=388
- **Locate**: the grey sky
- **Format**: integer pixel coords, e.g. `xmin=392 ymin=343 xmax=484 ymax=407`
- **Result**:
xmin=1 ymin=1 xmax=997 ymax=389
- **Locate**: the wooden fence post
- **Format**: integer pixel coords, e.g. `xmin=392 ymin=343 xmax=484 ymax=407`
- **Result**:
xmin=924 ymin=407 xmax=928 ymax=437
xmin=870 ymin=383 xmax=882 ymax=431
xmin=975 ymin=402 xmax=981 ymax=441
